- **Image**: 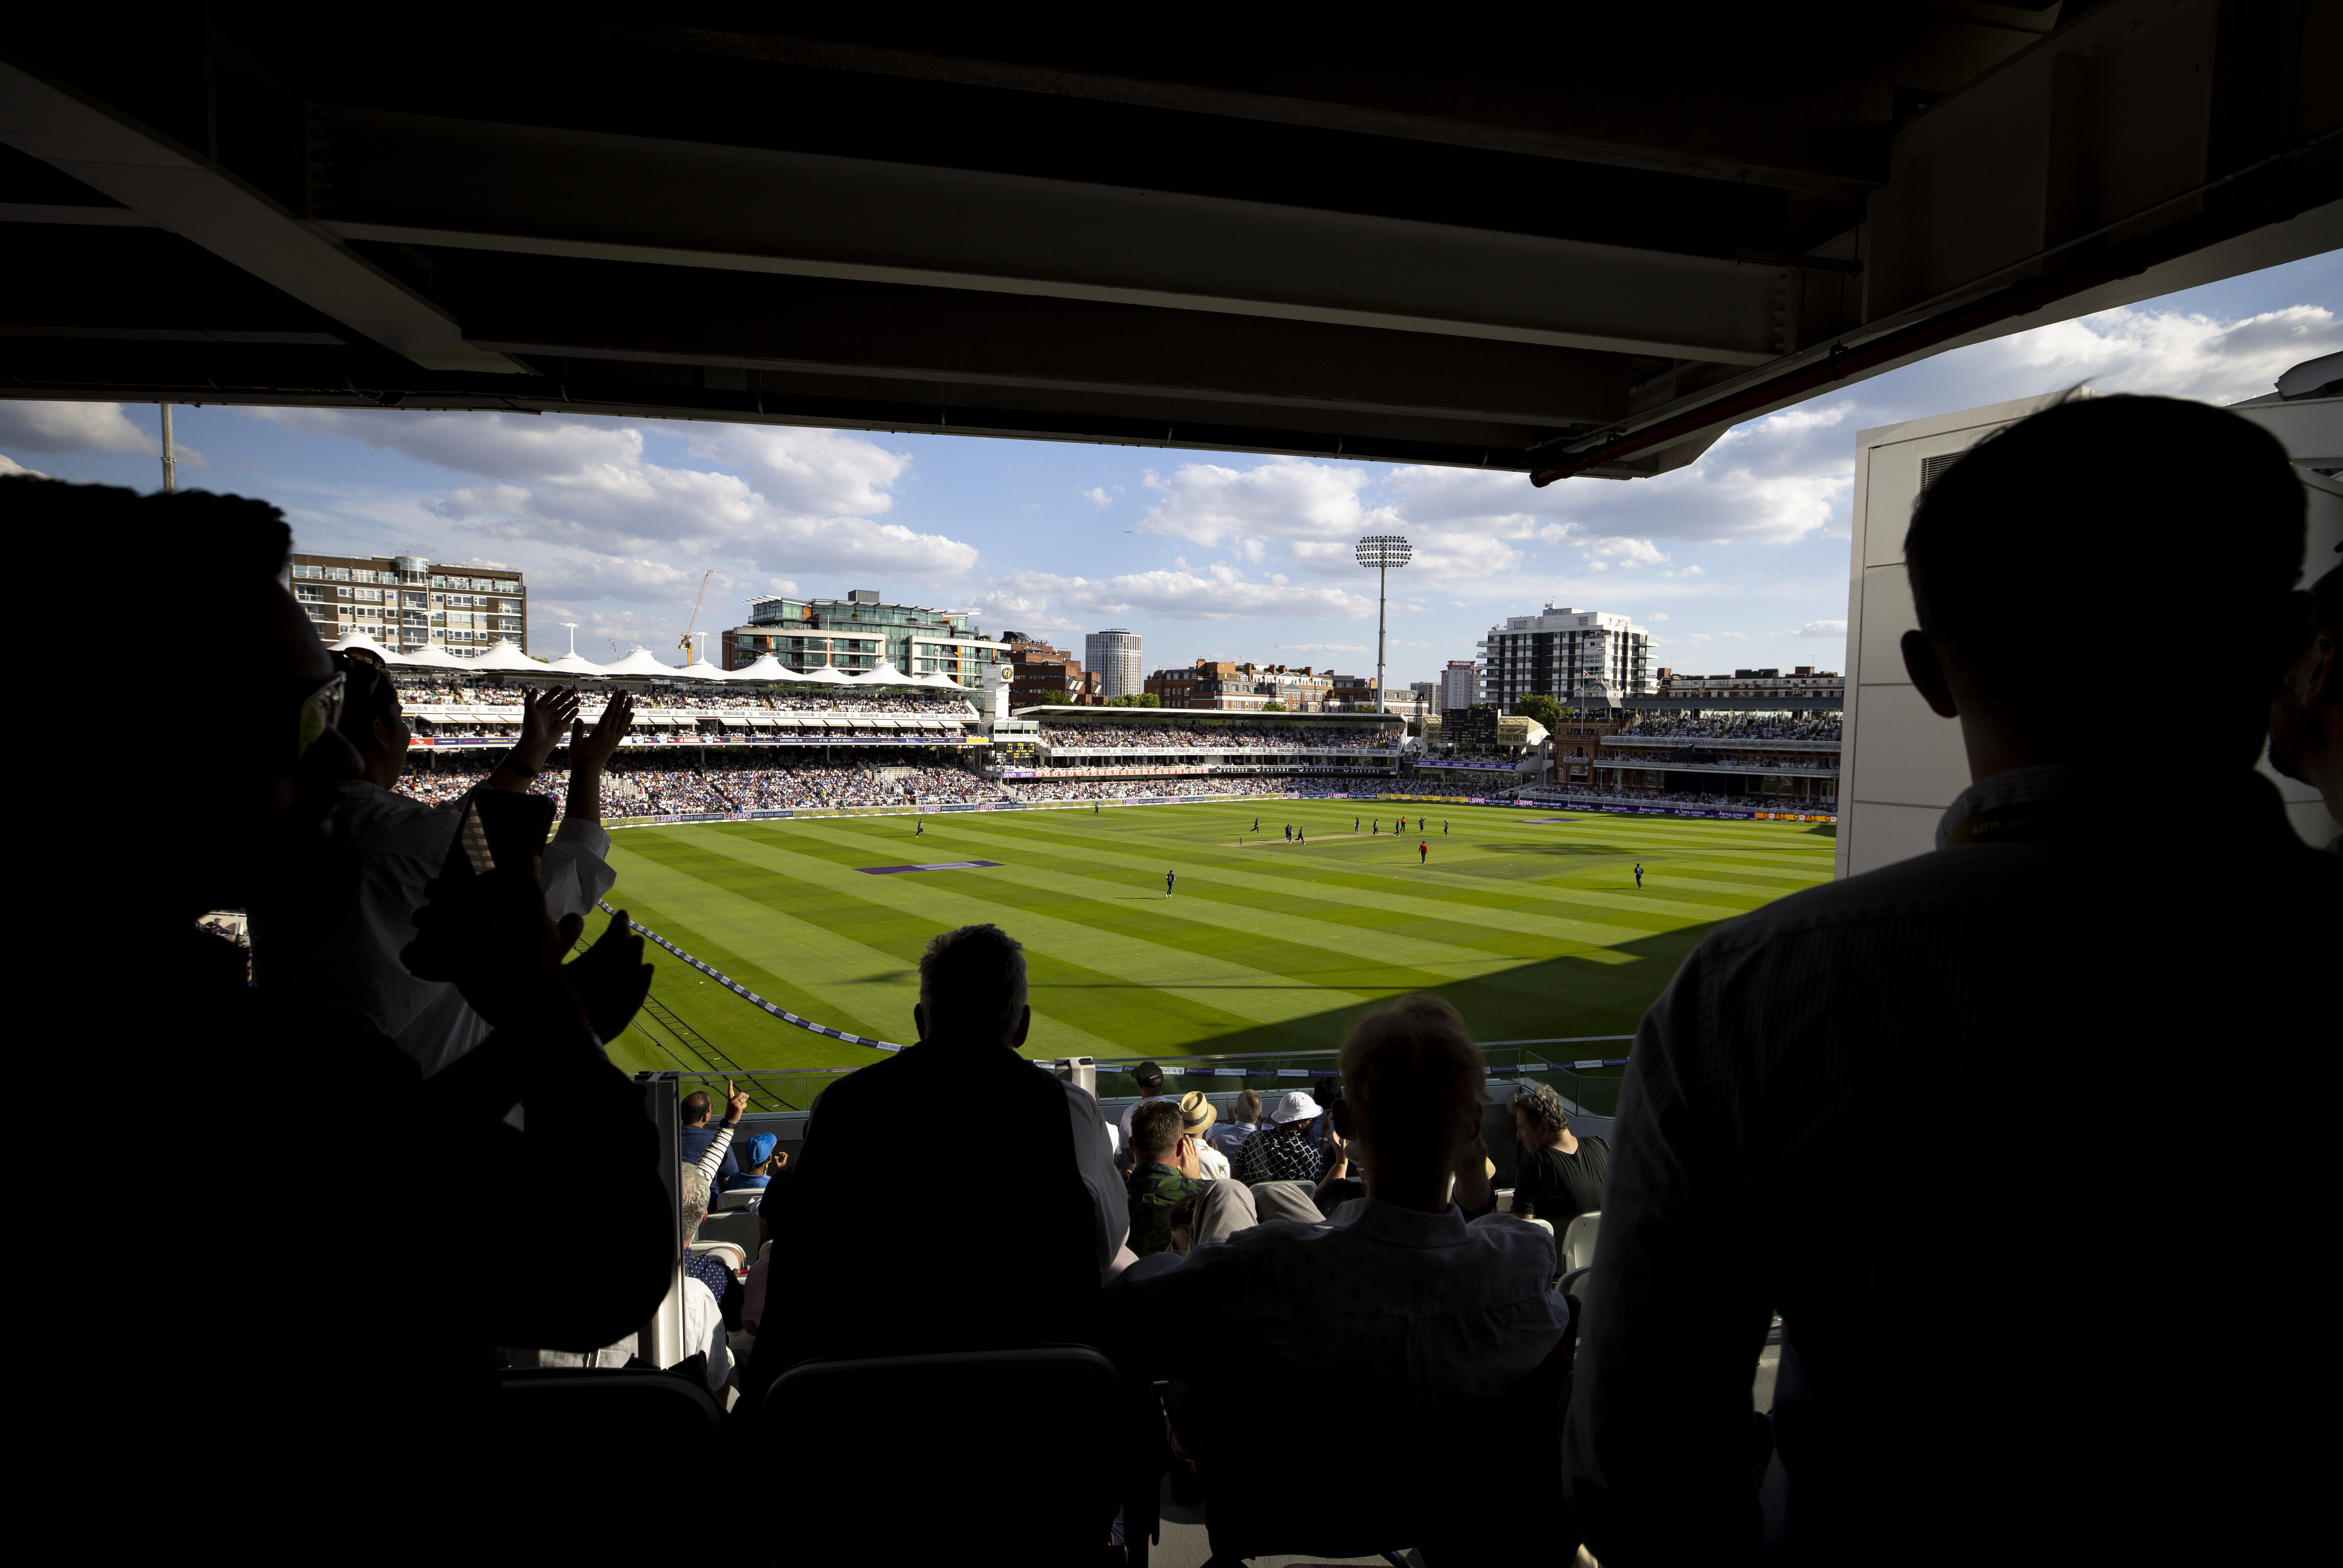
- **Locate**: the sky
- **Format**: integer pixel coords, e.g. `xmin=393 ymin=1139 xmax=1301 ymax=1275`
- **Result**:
xmin=4 ymin=251 xmax=2337 ymax=688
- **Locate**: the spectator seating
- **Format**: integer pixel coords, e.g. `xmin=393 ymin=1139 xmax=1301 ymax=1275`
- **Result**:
xmin=697 ymin=1209 xmax=763 ymax=1255
xmin=690 ymin=1239 xmax=747 ymax=1273
xmin=766 ymin=1345 xmax=1138 ymax=1561
xmin=1561 ymin=1210 xmax=1600 ymax=1278
xmin=495 ymin=1365 xmax=723 ymax=1449
xmin=1145 ymin=1334 xmax=1575 ymax=1564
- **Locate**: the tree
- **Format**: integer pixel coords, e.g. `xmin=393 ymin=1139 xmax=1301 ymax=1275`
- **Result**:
xmin=1107 ymin=692 xmax=1161 ymax=707
xmin=1262 ymin=700 xmax=1287 ymax=712
xmin=1512 ymin=693 xmax=1561 ymax=733
xmin=1038 ymin=689 xmax=1074 ymax=705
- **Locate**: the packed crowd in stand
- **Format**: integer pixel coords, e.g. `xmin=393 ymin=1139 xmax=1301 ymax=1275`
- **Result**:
xmin=1540 ymin=786 xmax=1806 ymax=809
xmin=1004 ymin=777 xmax=1261 ymax=801
xmin=1600 ymin=751 xmax=1840 ymax=771
xmin=1613 ymin=715 xmax=1842 ymax=742
xmin=401 ymin=759 xmax=1001 ymax=813
xmin=388 ymin=676 xmax=971 ymax=717
xmin=1383 ymin=774 xmax=1532 ymax=799
xmin=1042 ymin=723 xmax=1399 ymax=751
xmin=70 ymin=390 xmax=2340 ymax=1560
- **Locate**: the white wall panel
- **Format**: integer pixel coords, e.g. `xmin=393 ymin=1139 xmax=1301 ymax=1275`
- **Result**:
xmin=1846 ymin=684 xmax=1971 ymax=809
xmin=1844 ymin=803 xmax=1946 ymax=878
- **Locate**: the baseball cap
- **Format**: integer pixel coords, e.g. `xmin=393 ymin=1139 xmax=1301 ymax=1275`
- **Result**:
xmin=1271 ymin=1090 xmax=1324 ymax=1124
xmin=1133 ymin=1060 xmax=1164 ymax=1088
xmin=746 ymin=1132 xmax=778 ymax=1164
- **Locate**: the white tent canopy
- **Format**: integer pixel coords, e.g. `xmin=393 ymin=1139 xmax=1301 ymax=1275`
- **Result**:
xmin=728 ymin=653 xmax=791 ymax=681
xmin=328 ymin=630 xmax=403 ymax=664
xmin=910 ymin=669 xmax=969 ymax=690
xmin=677 ymin=656 xmax=733 ymax=682
xmin=851 ymin=661 xmax=911 ymax=686
xmin=399 ymin=643 xmax=469 ymax=671
xmin=460 ymin=639 xmax=548 ymax=675
xmin=788 ymin=664 xmax=854 ymax=685
xmin=543 ymin=651 xmax=604 ymax=676
xmin=597 ymin=646 xmax=677 ymax=678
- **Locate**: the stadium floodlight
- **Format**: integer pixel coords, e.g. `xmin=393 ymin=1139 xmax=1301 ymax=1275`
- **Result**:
xmin=1355 ymin=535 xmax=1411 ymax=721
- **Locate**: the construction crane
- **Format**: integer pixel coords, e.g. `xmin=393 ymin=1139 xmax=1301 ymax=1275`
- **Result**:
xmin=678 ymin=569 xmax=712 ymax=663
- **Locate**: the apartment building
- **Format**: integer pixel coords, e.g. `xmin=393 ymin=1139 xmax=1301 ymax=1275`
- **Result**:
xmin=1006 ymin=638 xmax=1103 ymax=705
xmin=1652 ymin=666 xmax=1844 ymax=705
xmin=725 ymin=588 xmax=1006 ymax=685
xmin=1141 ymin=659 xmax=1372 ymax=712
xmin=1477 ymin=606 xmax=1651 ymax=709
xmin=1083 ymin=629 xmax=1144 ymax=700
xmin=289 ymin=551 xmax=527 ymax=655
xmin=1437 ymin=660 xmax=1477 ymax=712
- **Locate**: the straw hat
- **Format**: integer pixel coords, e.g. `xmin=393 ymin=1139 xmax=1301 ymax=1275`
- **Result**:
xmin=1178 ymin=1090 xmax=1217 ymax=1137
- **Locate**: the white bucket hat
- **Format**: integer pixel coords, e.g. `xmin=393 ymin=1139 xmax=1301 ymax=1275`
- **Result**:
xmin=1270 ymin=1090 xmax=1324 ymax=1124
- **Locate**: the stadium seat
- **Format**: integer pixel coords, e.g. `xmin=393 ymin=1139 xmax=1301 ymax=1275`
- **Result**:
xmin=488 ymin=1368 xmax=727 ymax=1550
xmin=765 ymin=1345 xmax=1140 ymax=1563
xmin=690 ymin=1240 xmax=746 ymax=1272
xmin=713 ymin=1187 xmax=763 ymax=1211
xmin=1187 ymin=1335 xmax=1576 ymax=1564
xmin=1560 ymin=1211 xmax=1600 ymax=1275
xmin=697 ymin=1209 xmax=762 ymax=1254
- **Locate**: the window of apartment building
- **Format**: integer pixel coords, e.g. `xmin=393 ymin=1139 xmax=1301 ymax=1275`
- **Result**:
xmin=293 ymin=564 xmax=322 ymax=579
xmin=295 ymin=584 xmax=326 ymax=601
xmin=356 ymin=587 xmax=382 ymax=603
xmin=325 ymin=567 xmax=351 ymax=581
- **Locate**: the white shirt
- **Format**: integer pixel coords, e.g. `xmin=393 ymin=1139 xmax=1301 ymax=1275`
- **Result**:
xmin=1192 ymin=1137 xmax=1231 ymax=1183
xmin=680 ymin=1273 xmax=731 ymax=1395
xmin=248 ymin=780 xmax=616 ymax=1076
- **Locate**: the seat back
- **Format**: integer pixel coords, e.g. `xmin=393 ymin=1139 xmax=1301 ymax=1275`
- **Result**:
xmin=713 ymin=1186 xmax=763 ymax=1211
xmin=1200 ymin=1335 xmax=1574 ymax=1563
xmin=766 ymin=1346 xmax=1122 ymax=1558
xmin=1560 ymin=1210 xmax=1601 ymax=1274
xmin=689 ymin=1240 xmax=746 ymax=1272
xmin=697 ymin=1209 xmax=762 ymax=1253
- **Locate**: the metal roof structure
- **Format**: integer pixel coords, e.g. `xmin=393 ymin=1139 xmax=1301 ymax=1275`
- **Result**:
xmin=4 ymin=4 xmax=2337 ymax=480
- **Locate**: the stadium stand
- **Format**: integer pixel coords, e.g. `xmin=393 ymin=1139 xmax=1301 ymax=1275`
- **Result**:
xmin=1040 ymin=722 xmax=1399 ymax=751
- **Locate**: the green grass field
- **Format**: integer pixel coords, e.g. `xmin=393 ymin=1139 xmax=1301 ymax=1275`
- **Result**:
xmin=593 ymin=799 xmax=1836 ymax=1101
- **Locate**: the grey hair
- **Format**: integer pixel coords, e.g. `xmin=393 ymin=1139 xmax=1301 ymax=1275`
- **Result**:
xmin=1512 ymin=1081 xmax=1570 ymax=1137
xmin=1233 ymin=1088 xmax=1263 ymax=1123
xmin=679 ymin=1165 xmax=711 ymax=1246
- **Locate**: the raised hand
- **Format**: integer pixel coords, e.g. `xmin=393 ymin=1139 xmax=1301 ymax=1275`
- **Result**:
xmin=571 ymin=690 xmax=635 ymax=771
xmin=564 ymin=905 xmax=654 ymax=1043
xmin=517 ymin=686 xmax=582 ymax=767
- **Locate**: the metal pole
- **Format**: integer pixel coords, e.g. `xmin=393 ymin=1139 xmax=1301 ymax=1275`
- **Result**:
xmin=159 ymin=403 xmax=177 ymax=493
xmin=1375 ymin=559 xmax=1388 ymax=723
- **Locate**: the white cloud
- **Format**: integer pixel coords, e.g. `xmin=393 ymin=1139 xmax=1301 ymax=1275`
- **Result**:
xmin=1792 ymin=619 xmax=1847 ymax=638
xmin=1682 ymin=565 xmax=1705 ymax=576
xmin=1648 ymin=612 xmax=1671 ymax=622
xmin=1582 ymin=536 xmax=1671 ymax=567
xmin=0 ymin=454 xmax=50 ymax=479
xmin=1279 ymin=641 xmax=1368 ymax=654
xmin=1688 ymin=634 xmax=1711 ymax=646
xmin=1961 ymin=302 xmax=2343 ymax=405
xmin=1720 ymin=632 xmax=1749 ymax=640
xmin=0 ymin=400 xmax=156 ymax=455
xmin=1082 ymin=486 xmax=1115 ymax=508
xmin=1006 ymin=563 xmax=1371 ymax=621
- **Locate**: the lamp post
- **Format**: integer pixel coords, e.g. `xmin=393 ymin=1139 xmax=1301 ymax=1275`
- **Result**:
xmin=1355 ymin=534 xmax=1411 ymax=722
xmin=562 ymin=621 xmax=579 ymax=658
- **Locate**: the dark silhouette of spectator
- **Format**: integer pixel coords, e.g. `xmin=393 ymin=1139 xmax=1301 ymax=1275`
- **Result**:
xmin=18 ymin=475 xmax=672 ymax=1503
xmin=736 ymin=925 xmax=1127 ymax=1422
xmin=1110 ymin=995 xmax=1567 ymax=1555
xmin=2270 ymin=562 xmax=2343 ymax=849
xmin=1561 ymin=398 xmax=2343 ymax=1566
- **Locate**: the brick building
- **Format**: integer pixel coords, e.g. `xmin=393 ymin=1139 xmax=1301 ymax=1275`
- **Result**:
xmin=1007 ymin=638 xmax=1103 ymax=705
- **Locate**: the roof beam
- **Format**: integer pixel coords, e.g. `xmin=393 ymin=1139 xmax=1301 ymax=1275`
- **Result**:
xmin=0 ymin=58 xmax=522 ymax=374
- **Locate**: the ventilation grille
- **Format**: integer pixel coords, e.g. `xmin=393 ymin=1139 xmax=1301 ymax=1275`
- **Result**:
xmin=1919 ymin=452 xmax=1963 ymax=490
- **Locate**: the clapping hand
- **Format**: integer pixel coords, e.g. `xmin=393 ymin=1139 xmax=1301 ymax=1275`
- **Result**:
xmin=571 ymin=690 xmax=635 ymax=771
xmin=517 ymin=686 xmax=582 ymax=766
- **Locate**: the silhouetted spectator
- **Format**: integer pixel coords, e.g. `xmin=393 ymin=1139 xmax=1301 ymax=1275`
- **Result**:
xmin=1510 ymin=1081 xmax=1607 ymax=1224
xmin=1111 ymin=995 xmax=1566 ymax=1546
xmin=737 ymin=925 xmax=1128 ymax=1423
xmin=20 ymin=475 xmax=670 ymax=1496
xmin=1561 ymin=397 xmax=2343 ymax=1566
xmin=2270 ymin=561 xmax=2343 ymax=849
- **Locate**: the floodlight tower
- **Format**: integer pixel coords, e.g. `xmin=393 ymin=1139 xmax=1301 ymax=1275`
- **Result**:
xmin=1355 ymin=534 xmax=1411 ymax=718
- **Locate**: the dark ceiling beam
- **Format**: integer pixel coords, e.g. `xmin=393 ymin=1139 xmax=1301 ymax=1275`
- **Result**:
xmin=0 ymin=58 xmax=524 ymax=374
xmin=308 ymin=106 xmax=1796 ymax=365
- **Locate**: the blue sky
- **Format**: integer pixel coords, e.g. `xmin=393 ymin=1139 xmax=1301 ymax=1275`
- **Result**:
xmin=4 ymin=251 xmax=2337 ymax=687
